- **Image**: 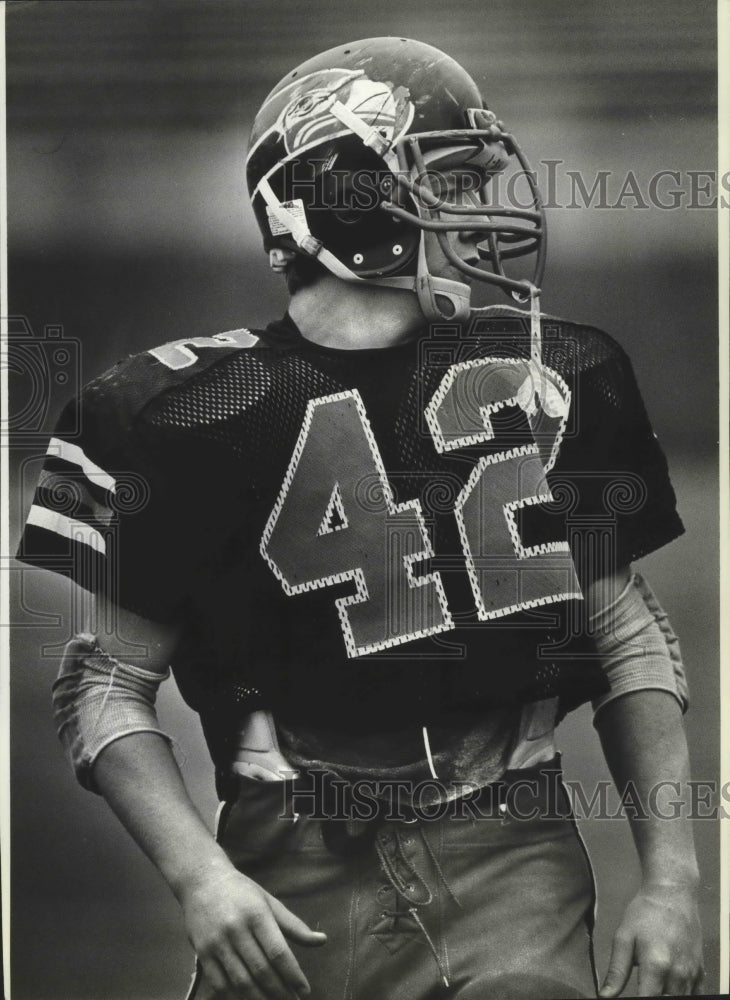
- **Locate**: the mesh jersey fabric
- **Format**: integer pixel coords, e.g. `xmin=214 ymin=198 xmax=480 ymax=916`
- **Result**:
xmin=17 ymin=309 xmax=683 ymax=778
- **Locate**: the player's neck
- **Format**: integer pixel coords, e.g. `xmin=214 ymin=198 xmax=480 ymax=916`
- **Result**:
xmin=288 ymin=275 xmax=425 ymax=350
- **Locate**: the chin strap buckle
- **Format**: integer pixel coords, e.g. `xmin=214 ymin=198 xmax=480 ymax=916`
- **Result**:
xmin=297 ymin=234 xmax=323 ymax=257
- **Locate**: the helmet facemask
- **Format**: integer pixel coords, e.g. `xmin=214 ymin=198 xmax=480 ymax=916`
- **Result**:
xmin=382 ymin=111 xmax=546 ymax=319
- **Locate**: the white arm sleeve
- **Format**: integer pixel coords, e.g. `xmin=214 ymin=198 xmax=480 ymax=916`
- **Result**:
xmin=52 ymin=632 xmax=172 ymax=792
xmin=590 ymin=572 xmax=689 ymax=720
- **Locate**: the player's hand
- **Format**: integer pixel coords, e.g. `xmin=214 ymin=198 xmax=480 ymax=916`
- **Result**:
xmin=599 ymin=882 xmax=704 ymax=997
xmin=180 ymin=866 xmax=327 ymax=999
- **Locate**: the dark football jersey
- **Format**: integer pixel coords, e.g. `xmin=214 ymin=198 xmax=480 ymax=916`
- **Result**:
xmin=17 ymin=308 xmax=683 ymax=771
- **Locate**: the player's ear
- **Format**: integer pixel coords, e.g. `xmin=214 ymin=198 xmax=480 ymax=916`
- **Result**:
xmin=269 ymin=248 xmax=296 ymax=273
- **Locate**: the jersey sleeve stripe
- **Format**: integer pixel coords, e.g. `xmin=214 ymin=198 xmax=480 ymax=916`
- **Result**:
xmin=37 ymin=473 xmax=115 ymax=527
xmin=41 ymin=457 xmax=114 ymax=509
xmin=25 ymin=504 xmax=107 ymax=555
xmin=47 ymin=437 xmax=117 ymax=494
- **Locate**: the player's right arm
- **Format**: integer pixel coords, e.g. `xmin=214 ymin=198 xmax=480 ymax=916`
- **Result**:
xmin=86 ymin=594 xmax=326 ymax=1000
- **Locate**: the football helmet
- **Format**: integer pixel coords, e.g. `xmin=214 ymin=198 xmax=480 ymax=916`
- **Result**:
xmin=246 ymin=37 xmax=546 ymax=322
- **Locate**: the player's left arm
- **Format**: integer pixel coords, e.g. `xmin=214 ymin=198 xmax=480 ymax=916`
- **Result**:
xmin=588 ymin=568 xmax=704 ymax=997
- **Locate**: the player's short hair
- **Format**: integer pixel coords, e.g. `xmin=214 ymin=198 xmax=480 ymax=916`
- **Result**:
xmin=285 ymin=254 xmax=328 ymax=296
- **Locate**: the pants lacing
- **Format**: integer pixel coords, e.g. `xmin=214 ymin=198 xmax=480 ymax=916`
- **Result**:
xmin=374 ymin=823 xmax=462 ymax=989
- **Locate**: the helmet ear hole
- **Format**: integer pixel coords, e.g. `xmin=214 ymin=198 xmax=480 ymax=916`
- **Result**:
xmin=322 ymin=208 xmax=419 ymax=277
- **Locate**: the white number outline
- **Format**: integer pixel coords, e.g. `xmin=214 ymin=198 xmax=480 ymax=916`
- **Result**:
xmin=148 ymin=328 xmax=258 ymax=370
xmin=425 ymin=356 xmax=566 ymax=472
xmin=260 ymin=389 xmax=453 ymax=658
xmin=425 ymin=357 xmax=582 ymax=621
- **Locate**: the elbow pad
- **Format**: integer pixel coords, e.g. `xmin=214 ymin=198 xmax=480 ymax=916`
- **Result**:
xmin=52 ymin=632 xmax=172 ymax=793
xmin=590 ymin=573 xmax=689 ymax=720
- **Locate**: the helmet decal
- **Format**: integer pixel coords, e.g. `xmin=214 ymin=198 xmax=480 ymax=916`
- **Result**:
xmin=258 ymin=68 xmax=414 ymax=158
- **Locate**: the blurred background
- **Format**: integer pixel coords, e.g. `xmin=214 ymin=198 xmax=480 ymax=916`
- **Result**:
xmin=6 ymin=1 xmax=720 ymax=997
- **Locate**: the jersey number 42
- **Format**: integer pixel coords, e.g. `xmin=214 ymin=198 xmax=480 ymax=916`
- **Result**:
xmin=260 ymin=358 xmax=581 ymax=658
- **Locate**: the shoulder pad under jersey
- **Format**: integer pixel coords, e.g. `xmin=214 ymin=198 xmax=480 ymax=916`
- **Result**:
xmin=80 ymin=328 xmax=263 ymax=444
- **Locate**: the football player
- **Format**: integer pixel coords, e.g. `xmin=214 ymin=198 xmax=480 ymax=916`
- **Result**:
xmin=18 ymin=37 xmax=703 ymax=1000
